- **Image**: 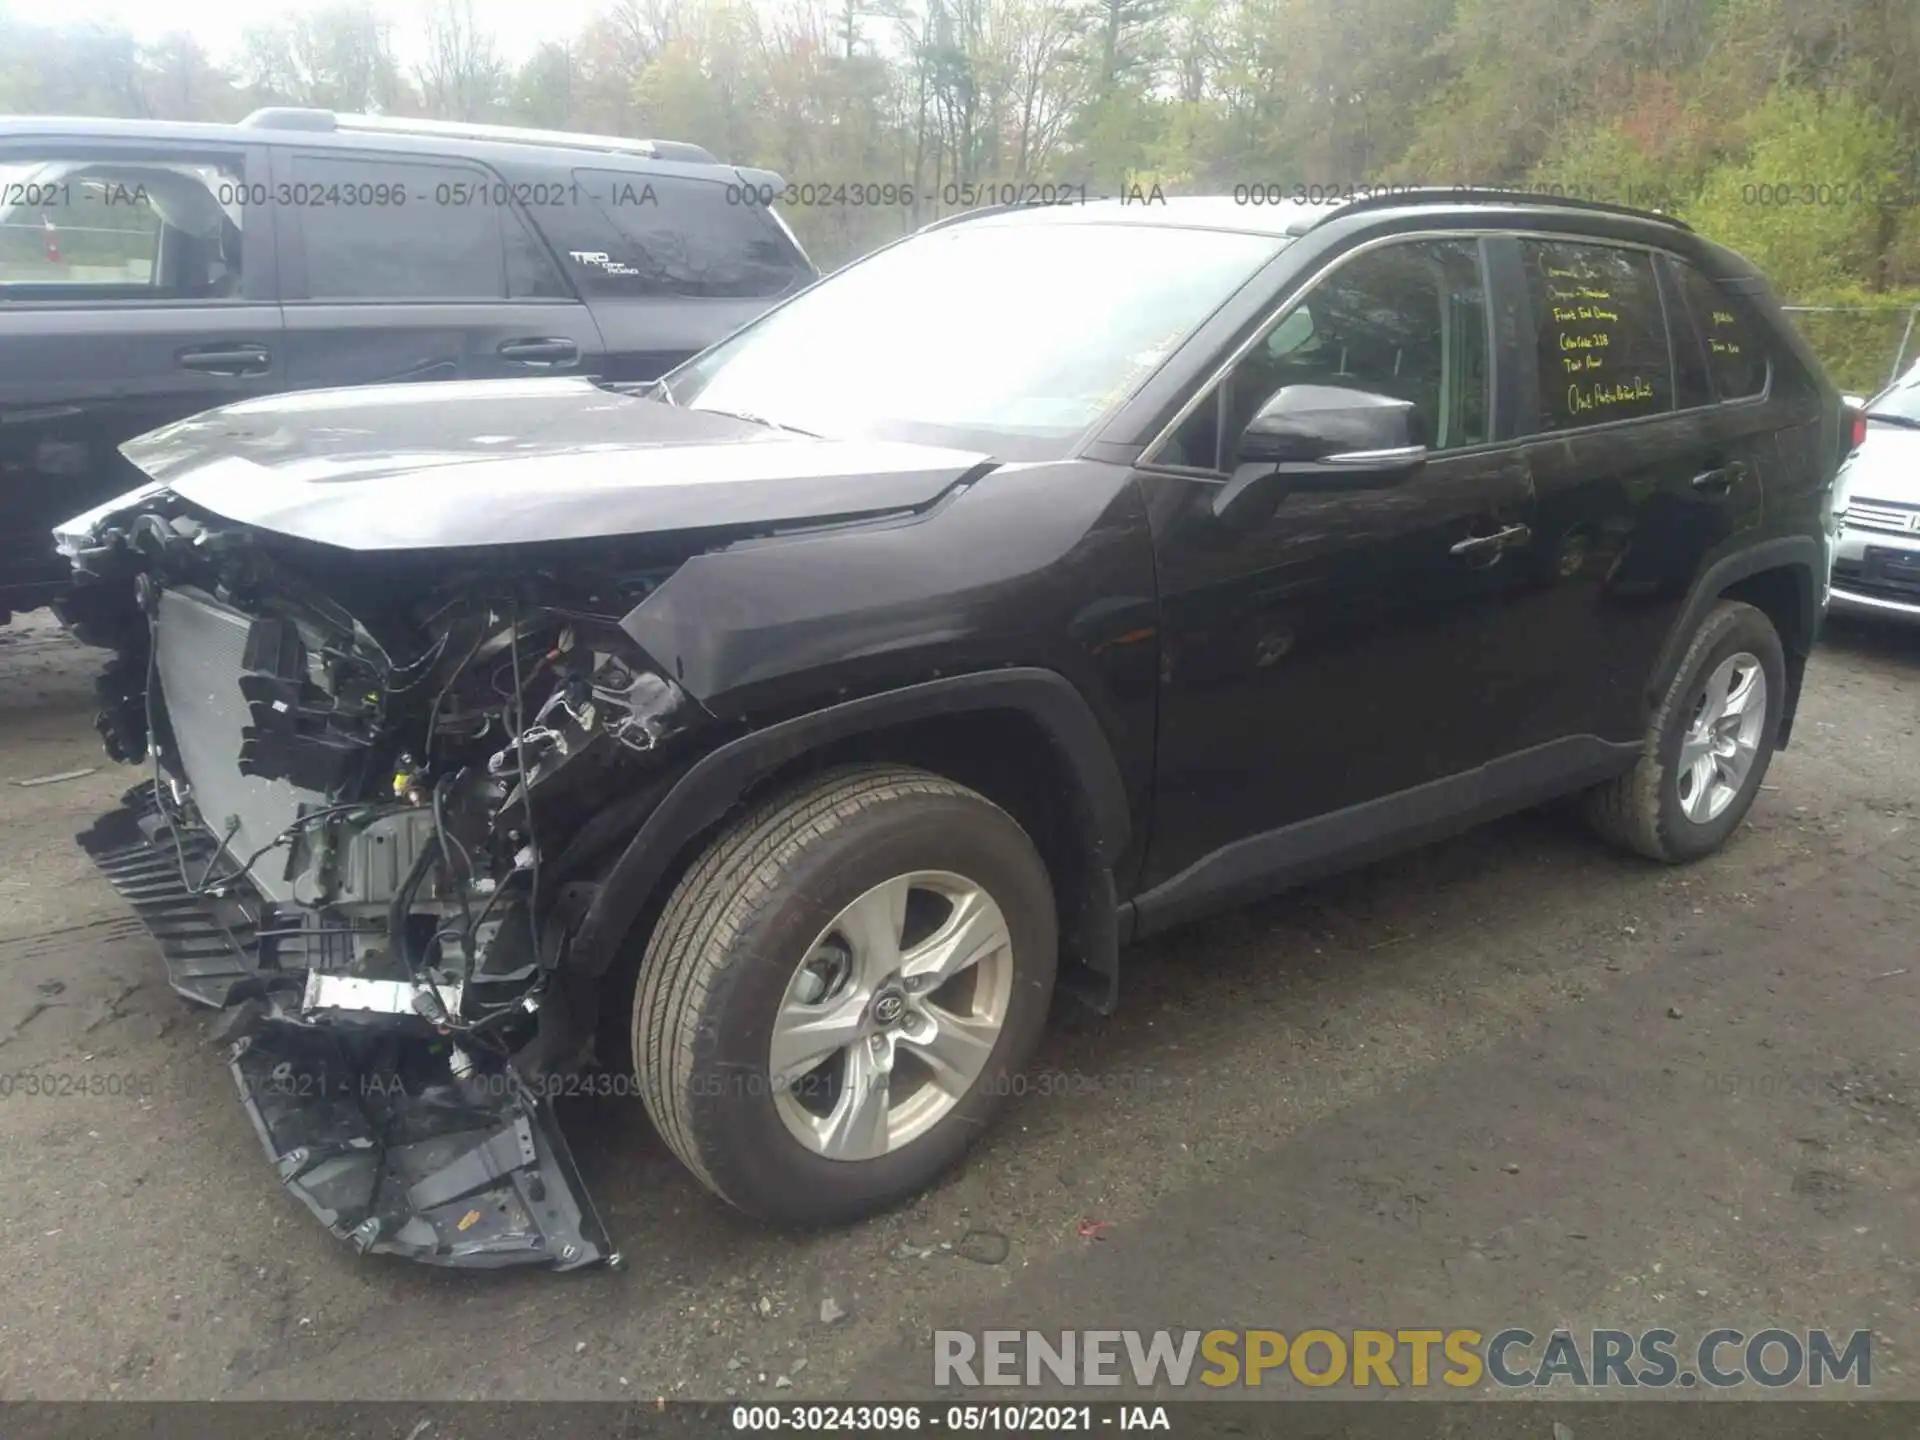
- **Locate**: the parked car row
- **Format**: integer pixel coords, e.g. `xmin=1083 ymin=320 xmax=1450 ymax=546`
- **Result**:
xmin=0 ymin=107 xmax=818 ymax=622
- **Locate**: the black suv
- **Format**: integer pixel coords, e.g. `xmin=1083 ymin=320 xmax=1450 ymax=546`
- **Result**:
xmin=0 ymin=108 xmax=816 ymax=622
xmin=54 ymin=190 xmax=1845 ymax=1271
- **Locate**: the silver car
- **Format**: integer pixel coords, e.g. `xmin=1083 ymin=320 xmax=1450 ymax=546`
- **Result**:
xmin=1832 ymin=360 xmax=1920 ymax=623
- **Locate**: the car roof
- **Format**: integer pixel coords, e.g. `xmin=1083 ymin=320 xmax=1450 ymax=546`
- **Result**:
xmin=957 ymin=195 xmax=1312 ymax=237
xmin=0 ymin=111 xmax=757 ymax=181
xmin=941 ymin=187 xmax=1693 ymax=242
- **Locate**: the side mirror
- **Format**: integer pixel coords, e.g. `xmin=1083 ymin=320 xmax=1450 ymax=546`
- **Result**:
xmin=1214 ymin=384 xmax=1428 ymax=524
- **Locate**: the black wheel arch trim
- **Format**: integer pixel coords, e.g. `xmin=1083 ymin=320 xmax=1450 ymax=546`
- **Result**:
xmin=566 ymin=667 xmax=1132 ymax=978
xmin=1646 ymin=534 xmax=1821 ymax=749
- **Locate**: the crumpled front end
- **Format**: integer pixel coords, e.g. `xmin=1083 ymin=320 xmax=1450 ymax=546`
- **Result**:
xmin=57 ymin=485 xmax=719 ymax=1272
xmin=79 ymin=787 xmax=612 ymax=1269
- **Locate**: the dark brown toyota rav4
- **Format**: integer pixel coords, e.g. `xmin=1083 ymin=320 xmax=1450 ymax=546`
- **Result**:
xmin=52 ymin=189 xmax=1847 ymax=1271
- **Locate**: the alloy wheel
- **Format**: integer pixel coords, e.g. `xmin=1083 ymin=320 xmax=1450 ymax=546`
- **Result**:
xmin=769 ymin=870 xmax=1014 ymax=1160
xmin=1676 ymin=651 xmax=1768 ymax=824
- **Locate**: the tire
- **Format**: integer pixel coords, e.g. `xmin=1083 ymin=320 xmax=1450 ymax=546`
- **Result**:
xmin=633 ymin=763 xmax=1058 ymax=1225
xmin=1584 ymin=599 xmax=1786 ymax=863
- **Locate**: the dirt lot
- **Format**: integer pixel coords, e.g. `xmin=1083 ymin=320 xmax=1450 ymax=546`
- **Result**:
xmin=1 ymin=606 xmax=1918 ymax=1404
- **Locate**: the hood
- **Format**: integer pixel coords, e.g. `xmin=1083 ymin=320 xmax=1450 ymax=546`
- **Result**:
xmin=90 ymin=377 xmax=995 ymax=552
xmin=1842 ymin=422 xmax=1920 ymax=507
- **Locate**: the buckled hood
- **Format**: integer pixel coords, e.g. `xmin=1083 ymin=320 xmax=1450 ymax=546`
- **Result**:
xmin=79 ymin=376 xmax=994 ymax=552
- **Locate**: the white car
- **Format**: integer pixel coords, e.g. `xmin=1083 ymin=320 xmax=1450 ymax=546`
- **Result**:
xmin=1831 ymin=359 xmax=1920 ymax=623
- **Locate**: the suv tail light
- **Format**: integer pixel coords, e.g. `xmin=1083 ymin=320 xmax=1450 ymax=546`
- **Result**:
xmin=1842 ymin=402 xmax=1867 ymax=456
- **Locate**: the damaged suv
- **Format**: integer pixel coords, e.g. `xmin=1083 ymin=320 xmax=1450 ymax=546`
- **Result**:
xmin=55 ymin=190 xmax=1844 ymax=1271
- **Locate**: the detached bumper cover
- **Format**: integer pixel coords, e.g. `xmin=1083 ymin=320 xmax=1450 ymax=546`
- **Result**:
xmin=78 ymin=785 xmax=614 ymax=1272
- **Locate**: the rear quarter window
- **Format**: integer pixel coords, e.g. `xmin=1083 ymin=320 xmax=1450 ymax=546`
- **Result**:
xmin=548 ymin=170 xmax=810 ymax=299
xmin=1520 ymin=238 xmax=1673 ymax=432
xmin=1671 ymin=258 xmax=1769 ymax=400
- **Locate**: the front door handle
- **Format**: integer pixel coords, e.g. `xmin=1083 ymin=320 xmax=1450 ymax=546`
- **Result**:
xmin=178 ymin=344 xmax=271 ymax=376
xmin=1691 ymin=462 xmax=1745 ymax=494
xmin=1450 ymin=522 xmax=1531 ymax=558
xmin=497 ymin=337 xmax=580 ymax=368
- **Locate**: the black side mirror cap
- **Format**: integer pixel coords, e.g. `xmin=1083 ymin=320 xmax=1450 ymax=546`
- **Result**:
xmin=1213 ymin=384 xmax=1429 ymax=524
xmin=1235 ymin=383 xmax=1427 ymax=466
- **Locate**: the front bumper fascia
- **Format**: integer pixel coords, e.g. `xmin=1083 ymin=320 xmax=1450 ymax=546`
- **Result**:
xmin=1831 ymin=519 xmax=1920 ymax=625
xmin=77 ymin=783 xmax=616 ymax=1273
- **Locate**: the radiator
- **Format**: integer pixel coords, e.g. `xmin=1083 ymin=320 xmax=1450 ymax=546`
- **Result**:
xmin=153 ymin=586 xmax=328 ymax=904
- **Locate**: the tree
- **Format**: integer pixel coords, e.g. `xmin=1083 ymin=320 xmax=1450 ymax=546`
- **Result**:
xmin=417 ymin=0 xmax=507 ymax=121
xmin=141 ymin=33 xmax=245 ymax=122
xmin=512 ymin=43 xmax=580 ymax=129
xmin=239 ymin=4 xmax=413 ymax=113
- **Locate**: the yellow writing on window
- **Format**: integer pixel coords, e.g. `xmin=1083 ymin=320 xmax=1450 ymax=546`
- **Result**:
xmin=1550 ymin=305 xmax=1619 ymax=324
xmin=1567 ymin=377 xmax=1655 ymax=414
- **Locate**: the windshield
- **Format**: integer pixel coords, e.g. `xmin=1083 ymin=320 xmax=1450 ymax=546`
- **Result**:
xmin=665 ymin=220 xmax=1285 ymax=458
xmin=1869 ymin=365 xmax=1920 ymax=425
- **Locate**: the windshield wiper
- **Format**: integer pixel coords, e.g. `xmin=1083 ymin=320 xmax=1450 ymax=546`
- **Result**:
xmin=1866 ymin=411 xmax=1920 ymax=430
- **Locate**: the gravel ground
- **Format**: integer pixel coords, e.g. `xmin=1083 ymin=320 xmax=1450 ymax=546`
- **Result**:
xmin=1 ymin=606 xmax=1917 ymax=1403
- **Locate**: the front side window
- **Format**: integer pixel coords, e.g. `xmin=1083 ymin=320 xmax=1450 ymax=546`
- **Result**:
xmin=1521 ymin=239 xmax=1672 ymax=431
xmin=664 ymin=219 xmax=1284 ymax=459
xmin=1160 ymin=237 xmax=1491 ymax=471
xmin=291 ymin=154 xmax=507 ymax=301
xmin=0 ymin=152 xmax=245 ymax=301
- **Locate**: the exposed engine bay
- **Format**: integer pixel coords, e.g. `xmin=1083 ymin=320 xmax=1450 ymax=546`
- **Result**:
xmin=59 ymin=489 xmax=715 ymax=1271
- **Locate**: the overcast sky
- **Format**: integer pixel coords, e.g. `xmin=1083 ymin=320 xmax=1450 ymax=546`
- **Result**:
xmin=58 ymin=0 xmax=602 ymax=67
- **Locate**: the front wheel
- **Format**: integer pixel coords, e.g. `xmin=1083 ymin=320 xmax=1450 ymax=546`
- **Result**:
xmin=633 ymin=764 xmax=1057 ymax=1225
xmin=1584 ymin=599 xmax=1786 ymax=863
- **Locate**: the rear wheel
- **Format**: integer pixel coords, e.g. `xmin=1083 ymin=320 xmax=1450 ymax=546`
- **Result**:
xmin=633 ymin=764 xmax=1057 ymax=1224
xmin=1584 ymin=599 xmax=1785 ymax=862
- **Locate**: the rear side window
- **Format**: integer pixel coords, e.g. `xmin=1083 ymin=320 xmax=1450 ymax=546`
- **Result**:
xmin=1671 ymin=259 xmax=1768 ymax=400
xmin=1520 ymin=239 xmax=1672 ymax=431
xmin=291 ymin=154 xmax=511 ymax=301
xmin=0 ymin=150 xmax=246 ymax=302
xmin=556 ymin=171 xmax=809 ymax=299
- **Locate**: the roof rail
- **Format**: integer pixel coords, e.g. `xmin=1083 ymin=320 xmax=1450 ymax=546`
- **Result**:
xmin=1309 ymin=185 xmax=1693 ymax=233
xmin=237 ymin=108 xmax=720 ymax=164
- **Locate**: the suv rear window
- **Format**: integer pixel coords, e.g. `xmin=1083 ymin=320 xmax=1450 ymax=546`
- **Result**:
xmin=1671 ymin=258 xmax=1769 ymax=400
xmin=1520 ymin=239 xmax=1673 ymax=432
xmin=559 ymin=172 xmax=809 ymax=299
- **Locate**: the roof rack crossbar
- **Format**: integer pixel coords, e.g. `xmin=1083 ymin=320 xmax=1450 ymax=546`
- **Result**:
xmin=1308 ymin=185 xmax=1692 ymax=233
xmin=237 ymin=108 xmax=720 ymax=164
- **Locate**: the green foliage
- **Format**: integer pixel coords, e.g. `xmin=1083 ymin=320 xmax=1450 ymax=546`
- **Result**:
xmin=1530 ymin=118 xmax=1697 ymax=213
xmin=1685 ymin=86 xmax=1910 ymax=297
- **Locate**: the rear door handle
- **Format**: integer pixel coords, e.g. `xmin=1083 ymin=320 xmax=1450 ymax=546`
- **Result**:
xmin=1691 ymin=462 xmax=1744 ymax=494
xmin=497 ymin=337 xmax=580 ymax=368
xmin=178 ymin=345 xmax=271 ymax=376
xmin=1450 ymin=522 xmax=1531 ymax=558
